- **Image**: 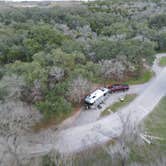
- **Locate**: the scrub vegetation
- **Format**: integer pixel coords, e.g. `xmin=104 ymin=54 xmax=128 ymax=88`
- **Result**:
xmin=0 ymin=0 xmax=166 ymax=124
xmin=125 ymin=70 xmax=154 ymax=85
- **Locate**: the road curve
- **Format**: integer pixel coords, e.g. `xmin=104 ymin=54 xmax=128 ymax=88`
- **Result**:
xmin=54 ymin=54 xmax=166 ymax=154
xmin=16 ymin=54 xmax=166 ymax=156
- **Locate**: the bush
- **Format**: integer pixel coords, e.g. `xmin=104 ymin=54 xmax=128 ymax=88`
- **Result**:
xmin=42 ymin=155 xmax=55 ymax=166
xmin=157 ymin=32 xmax=166 ymax=51
xmin=36 ymin=96 xmax=72 ymax=121
xmin=0 ymin=87 xmax=8 ymax=101
xmin=149 ymin=14 xmax=166 ymax=29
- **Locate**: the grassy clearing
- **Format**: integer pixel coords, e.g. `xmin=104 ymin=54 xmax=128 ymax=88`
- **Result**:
xmin=101 ymin=94 xmax=137 ymax=117
xmin=128 ymin=96 xmax=166 ymax=164
xmin=143 ymin=96 xmax=166 ymax=151
xmin=125 ymin=70 xmax=154 ymax=85
xmin=159 ymin=57 xmax=166 ymax=66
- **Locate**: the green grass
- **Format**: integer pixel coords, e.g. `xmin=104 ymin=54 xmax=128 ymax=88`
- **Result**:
xmin=101 ymin=94 xmax=137 ymax=117
xmin=128 ymin=96 xmax=166 ymax=164
xmin=125 ymin=70 xmax=154 ymax=85
xmin=143 ymin=96 xmax=166 ymax=151
xmin=159 ymin=57 xmax=166 ymax=66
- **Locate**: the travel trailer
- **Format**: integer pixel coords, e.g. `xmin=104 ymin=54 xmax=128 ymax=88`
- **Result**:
xmin=84 ymin=88 xmax=109 ymax=108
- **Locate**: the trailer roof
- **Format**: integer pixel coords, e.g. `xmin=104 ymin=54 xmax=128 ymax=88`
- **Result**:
xmin=85 ymin=88 xmax=109 ymax=104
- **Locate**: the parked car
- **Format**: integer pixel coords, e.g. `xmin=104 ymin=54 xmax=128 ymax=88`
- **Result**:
xmin=108 ymin=84 xmax=129 ymax=93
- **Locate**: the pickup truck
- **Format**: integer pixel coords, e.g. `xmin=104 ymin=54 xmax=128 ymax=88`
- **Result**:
xmin=108 ymin=84 xmax=129 ymax=93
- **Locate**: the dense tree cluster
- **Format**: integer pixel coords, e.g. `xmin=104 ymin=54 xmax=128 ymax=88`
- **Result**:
xmin=0 ymin=0 xmax=165 ymax=121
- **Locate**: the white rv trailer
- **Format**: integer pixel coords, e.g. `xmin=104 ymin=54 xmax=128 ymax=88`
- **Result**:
xmin=84 ymin=88 xmax=109 ymax=108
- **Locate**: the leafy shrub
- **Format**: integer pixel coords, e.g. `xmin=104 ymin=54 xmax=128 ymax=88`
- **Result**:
xmin=36 ymin=96 xmax=72 ymax=120
xmin=0 ymin=87 xmax=8 ymax=101
xmin=149 ymin=14 xmax=166 ymax=29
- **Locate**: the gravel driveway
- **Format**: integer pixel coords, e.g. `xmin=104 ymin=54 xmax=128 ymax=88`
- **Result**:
xmin=69 ymin=83 xmax=149 ymax=127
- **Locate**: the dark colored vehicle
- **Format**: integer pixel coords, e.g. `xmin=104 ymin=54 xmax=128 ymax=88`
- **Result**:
xmin=108 ymin=84 xmax=129 ymax=93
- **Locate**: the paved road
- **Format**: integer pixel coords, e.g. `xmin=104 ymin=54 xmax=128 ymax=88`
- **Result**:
xmin=54 ymin=54 xmax=166 ymax=153
xmin=16 ymin=54 xmax=166 ymax=156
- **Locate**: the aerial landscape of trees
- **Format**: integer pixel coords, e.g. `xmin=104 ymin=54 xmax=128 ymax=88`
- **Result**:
xmin=0 ymin=0 xmax=166 ymax=166
xmin=0 ymin=0 xmax=165 ymax=123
